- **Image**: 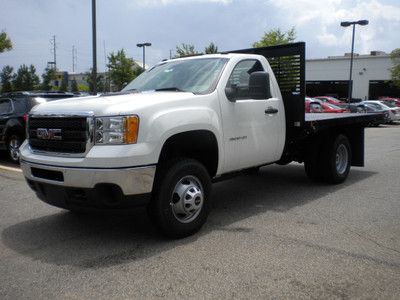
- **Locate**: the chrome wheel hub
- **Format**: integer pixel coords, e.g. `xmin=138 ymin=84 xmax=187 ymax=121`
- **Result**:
xmin=170 ymin=175 xmax=204 ymax=223
xmin=335 ymin=144 xmax=348 ymax=175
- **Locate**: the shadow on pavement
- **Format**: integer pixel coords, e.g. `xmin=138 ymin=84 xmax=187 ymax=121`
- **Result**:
xmin=2 ymin=163 xmax=377 ymax=269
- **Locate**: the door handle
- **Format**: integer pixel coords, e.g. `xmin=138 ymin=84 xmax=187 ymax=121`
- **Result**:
xmin=265 ymin=107 xmax=278 ymax=114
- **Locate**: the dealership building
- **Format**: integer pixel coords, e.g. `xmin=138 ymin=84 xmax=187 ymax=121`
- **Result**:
xmin=306 ymin=51 xmax=399 ymax=100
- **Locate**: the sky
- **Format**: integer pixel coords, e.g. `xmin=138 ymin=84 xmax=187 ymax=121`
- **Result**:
xmin=1 ymin=0 xmax=399 ymax=75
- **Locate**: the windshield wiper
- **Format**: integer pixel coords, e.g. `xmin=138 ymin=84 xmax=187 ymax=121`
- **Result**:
xmin=155 ymin=87 xmax=185 ymax=92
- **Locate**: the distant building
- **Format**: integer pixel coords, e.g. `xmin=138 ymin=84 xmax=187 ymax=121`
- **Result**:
xmin=52 ymin=71 xmax=68 ymax=88
xmin=68 ymin=72 xmax=89 ymax=87
xmin=306 ymin=51 xmax=399 ymax=100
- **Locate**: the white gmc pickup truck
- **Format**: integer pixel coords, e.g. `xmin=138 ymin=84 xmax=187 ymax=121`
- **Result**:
xmin=20 ymin=43 xmax=381 ymax=237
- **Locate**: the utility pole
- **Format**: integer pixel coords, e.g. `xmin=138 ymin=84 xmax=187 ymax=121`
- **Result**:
xmin=72 ymin=45 xmax=77 ymax=73
xmin=53 ymin=35 xmax=56 ymax=70
xmin=91 ymin=0 xmax=97 ymax=95
xmin=103 ymin=40 xmax=109 ymax=92
xmin=50 ymin=35 xmax=57 ymax=70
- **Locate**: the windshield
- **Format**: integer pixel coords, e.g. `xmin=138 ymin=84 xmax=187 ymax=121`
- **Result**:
xmin=122 ymin=57 xmax=228 ymax=94
xmin=366 ymin=102 xmax=386 ymax=110
xmin=382 ymin=101 xmax=396 ymax=108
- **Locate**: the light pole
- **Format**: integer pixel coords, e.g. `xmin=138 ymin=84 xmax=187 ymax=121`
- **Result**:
xmin=340 ymin=19 xmax=368 ymax=102
xmin=136 ymin=42 xmax=152 ymax=69
xmin=91 ymin=0 xmax=97 ymax=95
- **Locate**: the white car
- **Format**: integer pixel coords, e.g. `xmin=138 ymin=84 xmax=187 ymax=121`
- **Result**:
xmin=363 ymin=100 xmax=400 ymax=122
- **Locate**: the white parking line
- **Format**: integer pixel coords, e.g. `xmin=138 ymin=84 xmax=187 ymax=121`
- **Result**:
xmin=0 ymin=164 xmax=22 ymax=173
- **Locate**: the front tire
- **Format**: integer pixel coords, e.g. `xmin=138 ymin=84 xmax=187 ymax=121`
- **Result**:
xmin=7 ymin=134 xmax=22 ymax=164
xmin=148 ymin=158 xmax=211 ymax=238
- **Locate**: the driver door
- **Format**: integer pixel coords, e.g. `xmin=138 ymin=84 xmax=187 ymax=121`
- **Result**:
xmin=219 ymin=59 xmax=281 ymax=172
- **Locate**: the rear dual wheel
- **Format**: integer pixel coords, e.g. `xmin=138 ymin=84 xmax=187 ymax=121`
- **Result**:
xmin=304 ymin=134 xmax=351 ymax=184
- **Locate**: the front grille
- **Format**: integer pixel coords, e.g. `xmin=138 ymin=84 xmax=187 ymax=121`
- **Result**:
xmin=29 ymin=117 xmax=88 ymax=153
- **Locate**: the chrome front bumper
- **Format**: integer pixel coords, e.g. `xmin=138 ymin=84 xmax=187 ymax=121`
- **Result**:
xmin=20 ymin=160 xmax=156 ymax=195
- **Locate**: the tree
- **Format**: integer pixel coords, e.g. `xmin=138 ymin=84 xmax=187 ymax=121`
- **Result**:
xmin=253 ymin=27 xmax=296 ymax=48
xmin=41 ymin=67 xmax=56 ymax=91
xmin=390 ymin=48 xmax=400 ymax=88
xmin=85 ymin=69 xmax=105 ymax=93
xmin=59 ymin=78 xmax=68 ymax=92
xmin=175 ymin=43 xmax=198 ymax=57
xmin=78 ymin=84 xmax=89 ymax=92
xmin=107 ymin=49 xmax=140 ymax=91
xmin=0 ymin=65 xmax=14 ymax=93
xmin=70 ymin=79 xmax=79 ymax=92
xmin=204 ymin=42 xmax=218 ymax=54
xmin=12 ymin=64 xmax=40 ymax=91
xmin=0 ymin=31 xmax=12 ymax=53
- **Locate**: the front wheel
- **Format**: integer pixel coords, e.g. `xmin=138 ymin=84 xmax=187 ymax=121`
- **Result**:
xmin=7 ymin=134 xmax=23 ymax=164
xmin=148 ymin=159 xmax=211 ymax=238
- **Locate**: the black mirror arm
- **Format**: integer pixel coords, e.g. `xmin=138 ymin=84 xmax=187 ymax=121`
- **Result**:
xmin=225 ymin=84 xmax=238 ymax=102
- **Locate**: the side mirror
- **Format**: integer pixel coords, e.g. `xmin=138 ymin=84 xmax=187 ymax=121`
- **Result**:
xmin=249 ymin=71 xmax=272 ymax=100
xmin=225 ymin=84 xmax=238 ymax=102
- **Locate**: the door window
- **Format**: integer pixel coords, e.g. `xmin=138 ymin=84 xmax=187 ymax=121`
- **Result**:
xmin=226 ymin=60 xmax=264 ymax=100
xmin=0 ymin=99 xmax=13 ymax=114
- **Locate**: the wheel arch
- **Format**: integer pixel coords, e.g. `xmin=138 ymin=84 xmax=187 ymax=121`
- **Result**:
xmin=158 ymin=130 xmax=219 ymax=178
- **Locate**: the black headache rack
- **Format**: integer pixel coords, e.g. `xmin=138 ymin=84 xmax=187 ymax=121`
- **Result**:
xmin=228 ymin=42 xmax=306 ymax=144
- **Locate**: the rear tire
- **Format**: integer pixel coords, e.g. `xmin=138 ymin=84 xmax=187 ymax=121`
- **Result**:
xmin=7 ymin=134 xmax=22 ymax=164
xmin=148 ymin=158 xmax=211 ymax=238
xmin=320 ymin=134 xmax=352 ymax=184
xmin=304 ymin=134 xmax=352 ymax=184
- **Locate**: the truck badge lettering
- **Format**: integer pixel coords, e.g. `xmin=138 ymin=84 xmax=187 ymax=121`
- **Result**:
xmin=229 ymin=136 xmax=247 ymax=141
xmin=36 ymin=128 xmax=62 ymax=140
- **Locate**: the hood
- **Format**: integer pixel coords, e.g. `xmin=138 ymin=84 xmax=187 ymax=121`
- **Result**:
xmin=30 ymin=91 xmax=195 ymax=116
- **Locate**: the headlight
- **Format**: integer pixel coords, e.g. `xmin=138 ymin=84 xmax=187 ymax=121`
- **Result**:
xmin=94 ymin=115 xmax=139 ymax=145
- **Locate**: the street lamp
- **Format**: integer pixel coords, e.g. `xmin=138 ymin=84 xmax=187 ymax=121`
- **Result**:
xmin=340 ymin=19 xmax=369 ymax=102
xmin=136 ymin=42 xmax=152 ymax=69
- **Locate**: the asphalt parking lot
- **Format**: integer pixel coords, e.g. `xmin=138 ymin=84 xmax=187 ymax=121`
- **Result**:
xmin=0 ymin=125 xmax=399 ymax=299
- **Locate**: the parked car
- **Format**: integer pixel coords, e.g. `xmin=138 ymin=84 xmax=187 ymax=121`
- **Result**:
xmin=313 ymin=96 xmax=344 ymax=105
xmin=320 ymin=102 xmax=347 ymax=113
xmin=0 ymin=91 xmax=75 ymax=163
xmin=305 ymin=97 xmax=346 ymax=113
xmin=363 ymin=103 xmax=391 ymax=126
xmin=305 ymin=98 xmax=323 ymax=113
xmin=379 ymin=98 xmax=400 ymax=108
xmin=348 ymin=103 xmax=368 ymax=113
xmin=378 ymin=97 xmax=400 ymax=107
xmin=363 ymin=100 xmax=400 ymax=123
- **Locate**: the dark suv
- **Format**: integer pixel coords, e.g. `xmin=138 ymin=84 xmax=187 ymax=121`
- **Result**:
xmin=0 ymin=91 xmax=75 ymax=163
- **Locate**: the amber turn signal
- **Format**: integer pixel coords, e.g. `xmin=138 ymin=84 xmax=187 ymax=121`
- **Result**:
xmin=123 ymin=116 xmax=139 ymax=144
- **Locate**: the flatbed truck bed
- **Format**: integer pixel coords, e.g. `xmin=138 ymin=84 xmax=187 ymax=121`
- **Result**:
xmin=305 ymin=112 xmax=384 ymax=130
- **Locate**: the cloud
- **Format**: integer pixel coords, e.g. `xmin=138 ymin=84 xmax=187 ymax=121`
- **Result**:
xmin=1 ymin=0 xmax=399 ymax=76
xmin=131 ymin=0 xmax=232 ymax=7
xmin=270 ymin=0 xmax=400 ymax=54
